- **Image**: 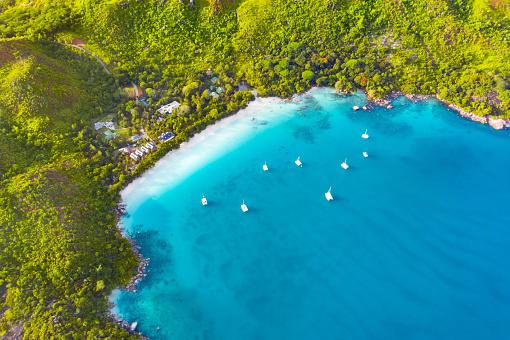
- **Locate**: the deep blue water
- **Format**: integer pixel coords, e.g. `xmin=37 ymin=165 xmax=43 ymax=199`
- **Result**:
xmin=112 ymin=88 xmax=510 ymax=339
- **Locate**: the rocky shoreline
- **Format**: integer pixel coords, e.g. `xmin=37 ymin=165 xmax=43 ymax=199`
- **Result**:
xmin=106 ymin=87 xmax=507 ymax=339
xmin=106 ymin=300 xmax=149 ymax=340
xmin=435 ymin=95 xmax=509 ymax=130
xmin=362 ymin=90 xmax=509 ymax=130
xmin=109 ymin=201 xmax=151 ymax=339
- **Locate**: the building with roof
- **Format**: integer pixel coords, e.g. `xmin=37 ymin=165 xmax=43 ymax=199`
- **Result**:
xmin=146 ymin=142 xmax=156 ymax=150
xmin=159 ymin=132 xmax=176 ymax=142
xmin=157 ymin=101 xmax=181 ymax=115
xmin=130 ymin=153 xmax=139 ymax=161
xmin=210 ymin=92 xmax=219 ymax=98
xmin=94 ymin=121 xmax=115 ymax=130
xmin=131 ymin=135 xmax=142 ymax=142
xmin=104 ymin=130 xmax=118 ymax=140
xmin=216 ymin=86 xmax=225 ymax=94
xmin=211 ymin=77 xmax=219 ymax=83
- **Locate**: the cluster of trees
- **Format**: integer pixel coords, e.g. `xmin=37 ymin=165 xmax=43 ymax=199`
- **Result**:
xmin=2 ymin=0 xmax=505 ymax=116
xmin=43 ymin=0 xmax=506 ymax=117
xmin=0 ymin=40 xmax=140 ymax=338
xmin=129 ymin=90 xmax=254 ymax=179
xmin=1 ymin=0 xmax=510 ymax=338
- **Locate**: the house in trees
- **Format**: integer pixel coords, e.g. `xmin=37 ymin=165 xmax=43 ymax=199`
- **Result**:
xmin=104 ymin=130 xmax=118 ymax=140
xmin=158 ymin=132 xmax=176 ymax=142
xmin=157 ymin=101 xmax=181 ymax=115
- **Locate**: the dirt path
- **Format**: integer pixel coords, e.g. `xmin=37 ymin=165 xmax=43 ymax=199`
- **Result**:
xmin=131 ymin=81 xmax=139 ymax=105
xmin=61 ymin=42 xmax=142 ymax=104
xmin=61 ymin=43 xmax=111 ymax=74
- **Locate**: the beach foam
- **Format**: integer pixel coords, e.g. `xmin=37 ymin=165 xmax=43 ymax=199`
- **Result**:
xmin=113 ymin=89 xmax=510 ymax=340
xmin=120 ymin=96 xmax=294 ymax=211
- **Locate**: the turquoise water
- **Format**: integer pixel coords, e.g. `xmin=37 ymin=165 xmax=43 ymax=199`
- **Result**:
xmin=113 ymin=88 xmax=510 ymax=339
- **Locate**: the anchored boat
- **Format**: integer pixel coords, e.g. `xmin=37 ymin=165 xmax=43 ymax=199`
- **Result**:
xmin=341 ymin=158 xmax=349 ymax=169
xmin=241 ymin=199 xmax=248 ymax=212
xmin=325 ymin=187 xmax=333 ymax=201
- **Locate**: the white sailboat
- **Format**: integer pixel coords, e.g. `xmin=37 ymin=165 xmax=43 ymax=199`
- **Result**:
xmin=241 ymin=199 xmax=248 ymax=212
xmin=362 ymin=129 xmax=369 ymax=139
xmin=263 ymin=161 xmax=268 ymax=171
xmin=363 ymin=152 xmax=368 ymax=157
xmin=341 ymin=158 xmax=349 ymax=169
xmin=325 ymin=187 xmax=333 ymax=201
xmin=202 ymin=195 xmax=207 ymax=206
xmin=295 ymin=156 xmax=302 ymax=167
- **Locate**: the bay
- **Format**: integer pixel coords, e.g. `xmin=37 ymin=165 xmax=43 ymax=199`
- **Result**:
xmin=112 ymin=88 xmax=510 ymax=339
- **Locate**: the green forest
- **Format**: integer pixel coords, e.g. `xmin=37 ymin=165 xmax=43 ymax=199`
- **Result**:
xmin=1 ymin=0 xmax=509 ymax=338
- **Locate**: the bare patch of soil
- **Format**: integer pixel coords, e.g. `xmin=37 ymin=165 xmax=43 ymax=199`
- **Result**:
xmin=72 ymin=38 xmax=86 ymax=47
xmin=123 ymin=85 xmax=144 ymax=98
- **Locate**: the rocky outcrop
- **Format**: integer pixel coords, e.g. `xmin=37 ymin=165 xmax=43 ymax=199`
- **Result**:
xmin=488 ymin=116 xmax=507 ymax=130
xmin=435 ymin=95 xmax=487 ymax=125
xmin=1 ymin=321 xmax=23 ymax=340
xmin=367 ymin=91 xmax=434 ymax=107
xmin=363 ymin=91 xmax=509 ymax=130
xmin=107 ymin=303 xmax=149 ymax=340
xmin=122 ymin=241 xmax=149 ymax=293
xmin=109 ymin=210 xmax=150 ymax=339
xmin=114 ymin=203 xmax=128 ymax=218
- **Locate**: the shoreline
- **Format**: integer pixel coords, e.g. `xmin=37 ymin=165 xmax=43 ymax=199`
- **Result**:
xmin=362 ymin=90 xmax=509 ymax=130
xmin=113 ymin=201 xmax=149 ymax=294
xmin=121 ymin=96 xmax=284 ymax=199
xmin=109 ymin=201 xmax=150 ymax=339
xmin=108 ymin=95 xmax=285 ymax=338
xmin=108 ymin=85 xmax=507 ymax=337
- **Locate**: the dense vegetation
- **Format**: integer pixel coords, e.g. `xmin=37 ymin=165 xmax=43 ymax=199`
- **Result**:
xmin=1 ymin=0 xmax=509 ymax=338
xmin=0 ymin=40 xmax=141 ymax=338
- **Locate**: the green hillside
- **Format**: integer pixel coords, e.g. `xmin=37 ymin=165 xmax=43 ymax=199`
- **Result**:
xmin=2 ymin=0 xmax=509 ymax=117
xmin=0 ymin=40 xmax=139 ymax=339
xmin=22 ymin=0 xmax=506 ymax=116
xmin=0 ymin=0 xmax=510 ymax=338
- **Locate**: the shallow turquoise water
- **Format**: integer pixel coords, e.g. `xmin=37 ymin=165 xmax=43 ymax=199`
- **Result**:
xmin=113 ymin=88 xmax=510 ymax=339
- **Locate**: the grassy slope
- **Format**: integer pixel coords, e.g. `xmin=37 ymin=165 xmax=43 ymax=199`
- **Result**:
xmin=70 ymin=0 xmax=510 ymax=116
xmin=0 ymin=40 xmax=138 ymax=339
xmin=0 ymin=0 xmax=509 ymax=337
xmin=387 ymin=0 xmax=510 ymax=114
xmin=0 ymin=40 xmax=79 ymax=177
